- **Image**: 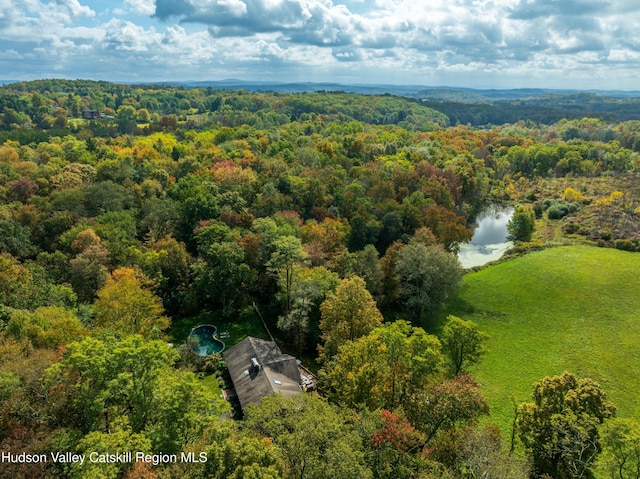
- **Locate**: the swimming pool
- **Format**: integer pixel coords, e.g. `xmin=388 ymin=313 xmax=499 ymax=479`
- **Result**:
xmin=188 ymin=324 xmax=225 ymax=356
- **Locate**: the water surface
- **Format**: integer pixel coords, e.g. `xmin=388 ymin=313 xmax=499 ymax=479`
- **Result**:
xmin=458 ymin=205 xmax=514 ymax=268
xmin=189 ymin=324 xmax=226 ymax=356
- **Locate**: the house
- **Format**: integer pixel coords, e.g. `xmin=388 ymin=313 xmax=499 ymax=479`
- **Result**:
xmin=82 ymin=109 xmax=101 ymax=119
xmin=223 ymin=337 xmax=303 ymax=410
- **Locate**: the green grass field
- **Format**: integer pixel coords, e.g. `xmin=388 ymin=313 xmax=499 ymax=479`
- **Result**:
xmin=446 ymin=245 xmax=640 ymax=436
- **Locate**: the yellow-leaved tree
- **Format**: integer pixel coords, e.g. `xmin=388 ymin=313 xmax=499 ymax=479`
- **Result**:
xmin=94 ymin=267 xmax=169 ymax=338
xmin=317 ymin=276 xmax=383 ymax=364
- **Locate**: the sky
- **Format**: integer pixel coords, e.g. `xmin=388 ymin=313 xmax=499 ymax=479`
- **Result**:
xmin=1 ymin=0 xmax=640 ymax=89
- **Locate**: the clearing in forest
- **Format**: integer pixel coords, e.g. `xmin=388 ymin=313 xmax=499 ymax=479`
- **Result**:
xmin=447 ymin=245 xmax=640 ymax=435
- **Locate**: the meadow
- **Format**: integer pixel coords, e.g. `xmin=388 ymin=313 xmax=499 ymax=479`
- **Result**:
xmin=447 ymin=245 xmax=640 ymax=436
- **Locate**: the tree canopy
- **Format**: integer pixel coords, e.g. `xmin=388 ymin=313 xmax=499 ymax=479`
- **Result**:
xmin=317 ymin=276 xmax=383 ymax=364
xmin=517 ymin=371 xmax=616 ymax=479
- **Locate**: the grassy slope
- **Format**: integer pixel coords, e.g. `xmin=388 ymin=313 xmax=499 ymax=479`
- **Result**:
xmin=447 ymin=245 xmax=640 ymax=436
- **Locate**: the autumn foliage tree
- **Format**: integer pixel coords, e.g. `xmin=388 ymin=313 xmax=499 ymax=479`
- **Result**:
xmin=317 ymin=276 xmax=383 ymax=364
xmin=93 ymin=267 xmax=170 ymax=338
xmin=405 ymin=374 xmax=489 ymax=444
xmin=363 ymin=409 xmax=427 ymax=479
xmin=320 ymin=320 xmax=442 ymax=410
xmin=517 ymin=372 xmax=616 ymax=479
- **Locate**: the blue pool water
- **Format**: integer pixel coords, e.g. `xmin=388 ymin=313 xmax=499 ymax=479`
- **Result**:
xmin=188 ymin=324 xmax=225 ymax=356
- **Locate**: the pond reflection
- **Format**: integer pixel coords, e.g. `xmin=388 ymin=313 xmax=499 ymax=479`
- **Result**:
xmin=458 ymin=205 xmax=514 ymax=269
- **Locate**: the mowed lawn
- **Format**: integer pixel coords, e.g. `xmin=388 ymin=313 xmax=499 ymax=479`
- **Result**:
xmin=447 ymin=245 xmax=640 ymax=435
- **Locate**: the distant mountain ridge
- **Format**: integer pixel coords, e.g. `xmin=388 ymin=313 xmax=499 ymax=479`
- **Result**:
xmin=3 ymin=78 xmax=640 ymax=100
xmin=146 ymin=79 xmax=640 ymax=100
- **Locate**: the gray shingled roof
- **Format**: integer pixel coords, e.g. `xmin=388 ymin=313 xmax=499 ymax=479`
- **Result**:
xmin=223 ymin=337 xmax=302 ymax=409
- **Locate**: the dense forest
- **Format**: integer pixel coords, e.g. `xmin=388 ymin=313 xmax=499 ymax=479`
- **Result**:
xmin=1 ymin=79 xmax=639 ymax=479
xmin=416 ymin=91 xmax=640 ymax=126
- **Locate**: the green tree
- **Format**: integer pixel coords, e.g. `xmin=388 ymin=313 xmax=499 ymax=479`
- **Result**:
xmin=348 ymin=204 xmax=382 ymax=251
xmin=162 ymin=422 xmax=284 ymax=479
xmin=69 ymin=255 xmax=109 ymax=304
xmin=351 ymin=244 xmax=384 ymax=303
xmin=44 ymin=335 xmax=113 ymax=432
xmin=321 ymin=320 xmax=442 ymax=410
xmin=137 ymin=236 xmax=192 ymax=315
xmin=137 ymin=108 xmax=151 ymax=123
xmin=84 ymin=181 xmax=133 ymax=216
xmin=170 ymin=175 xmax=220 ymax=240
xmin=441 ymin=315 xmax=488 ymax=376
xmin=193 ymin=241 xmax=251 ymax=315
xmin=277 ymin=266 xmax=340 ymax=355
xmin=139 ymin=197 xmax=181 ymax=243
xmin=517 ymin=372 xmax=616 ymax=479
xmin=0 ymin=216 xmax=37 ymax=259
xmin=67 ymin=229 xmax=111 ymax=305
xmin=394 ymin=243 xmax=463 ymax=323
xmin=601 ymin=418 xmax=640 ymax=479
xmin=277 ymin=299 xmax=311 ymax=357
xmin=116 ymin=105 xmax=137 ymax=134
xmin=507 ymin=204 xmax=536 ymax=242
xmin=5 ymin=306 xmax=87 ymax=349
xmin=93 ymin=210 xmax=140 ymax=265
xmin=45 ymin=334 xmax=223 ymax=441
xmin=71 ymin=418 xmax=152 ymax=479
xmin=145 ymin=370 xmax=225 ymax=454
xmin=243 ymin=393 xmax=372 ymax=479
xmin=266 ymin=235 xmax=308 ymax=314
xmin=320 ymin=332 xmax=389 ymax=410
xmin=0 ymin=253 xmax=34 ymax=309
xmin=317 ymin=276 xmax=383 ymax=364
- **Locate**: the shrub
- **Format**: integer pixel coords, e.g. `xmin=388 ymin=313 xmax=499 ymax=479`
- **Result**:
xmin=562 ymin=220 xmax=580 ymax=234
xmin=547 ymin=205 xmax=567 ymax=219
xmin=614 ymin=239 xmax=637 ymax=251
xmin=542 ymin=199 xmax=581 ymax=220
xmin=533 ymin=203 xmax=544 ymax=219
xmin=562 ymin=187 xmax=585 ymax=203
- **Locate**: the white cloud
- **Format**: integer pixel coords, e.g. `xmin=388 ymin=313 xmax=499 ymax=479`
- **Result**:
xmin=124 ymin=0 xmax=156 ymax=16
xmin=102 ymin=19 xmax=159 ymax=51
xmin=216 ymin=0 xmax=248 ymax=17
xmin=3 ymin=0 xmax=640 ymax=88
xmin=0 ymin=48 xmax=22 ymax=59
xmin=55 ymin=0 xmax=95 ymax=19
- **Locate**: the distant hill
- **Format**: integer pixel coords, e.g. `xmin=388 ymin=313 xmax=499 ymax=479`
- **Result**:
xmin=3 ymin=78 xmax=640 ymax=99
xmin=151 ymin=80 xmax=640 ymax=100
xmin=151 ymin=81 xmax=640 ymax=124
xmin=153 ymin=79 xmax=432 ymax=96
xmin=4 ymin=78 xmax=640 ymax=125
xmin=420 ymin=92 xmax=640 ymax=126
xmin=413 ymin=87 xmax=640 ymax=101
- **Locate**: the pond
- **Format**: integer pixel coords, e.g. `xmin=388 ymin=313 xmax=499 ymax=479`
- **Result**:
xmin=457 ymin=204 xmax=514 ymax=269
